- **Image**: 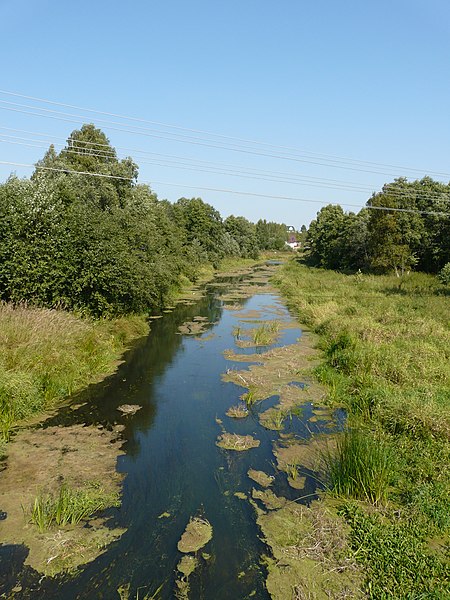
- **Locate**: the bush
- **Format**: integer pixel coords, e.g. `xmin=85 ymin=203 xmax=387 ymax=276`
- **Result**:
xmin=437 ymin=262 xmax=450 ymax=285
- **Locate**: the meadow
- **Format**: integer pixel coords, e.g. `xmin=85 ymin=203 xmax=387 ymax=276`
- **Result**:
xmin=273 ymin=261 xmax=450 ymax=597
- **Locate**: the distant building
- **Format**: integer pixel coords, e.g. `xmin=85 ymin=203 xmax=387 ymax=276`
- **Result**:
xmin=286 ymin=233 xmax=300 ymax=250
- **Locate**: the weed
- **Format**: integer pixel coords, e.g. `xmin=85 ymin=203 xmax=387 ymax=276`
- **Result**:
xmin=29 ymin=482 xmax=120 ymax=532
xmin=242 ymin=389 xmax=257 ymax=405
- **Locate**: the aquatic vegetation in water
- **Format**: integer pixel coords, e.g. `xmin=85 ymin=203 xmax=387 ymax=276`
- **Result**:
xmin=225 ymin=403 xmax=249 ymax=418
xmin=30 ymin=482 xmax=120 ymax=532
xmin=247 ymin=469 xmax=274 ymax=488
xmin=251 ymin=489 xmax=287 ymax=511
xmin=216 ymin=433 xmax=260 ymax=451
xmin=177 ymin=555 xmax=199 ymax=577
xmin=117 ymin=404 xmax=142 ymax=416
xmin=259 ymin=407 xmax=285 ymax=431
xmin=177 ymin=516 xmax=213 ymax=553
xmin=177 ymin=319 xmax=210 ymax=336
xmin=257 ymin=500 xmax=363 ymax=599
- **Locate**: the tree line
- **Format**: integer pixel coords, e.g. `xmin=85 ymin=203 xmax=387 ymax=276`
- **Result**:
xmin=305 ymin=177 xmax=450 ymax=277
xmin=0 ymin=124 xmax=289 ymax=317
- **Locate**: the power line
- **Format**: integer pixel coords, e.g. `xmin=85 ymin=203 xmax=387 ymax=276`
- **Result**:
xmin=2 ymin=134 xmax=450 ymax=204
xmin=0 ymin=160 xmax=447 ymax=216
xmin=1 ymin=88 xmax=448 ymax=178
xmin=2 ymin=99 xmax=449 ymax=180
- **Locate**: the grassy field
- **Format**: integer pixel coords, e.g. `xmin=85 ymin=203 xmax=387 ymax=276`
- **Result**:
xmin=273 ymin=261 xmax=450 ymax=598
xmin=0 ymin=303 xmax=148 ymax=445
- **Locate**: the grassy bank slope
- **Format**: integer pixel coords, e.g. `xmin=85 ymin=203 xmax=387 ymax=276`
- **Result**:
xmin=273 ymin=262 xmax=450 ymax=597
xmin=0 ymin=303 xmax=148 ymax=443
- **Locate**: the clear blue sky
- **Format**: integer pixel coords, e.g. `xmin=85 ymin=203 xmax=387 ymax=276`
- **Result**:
xmin=1 ymin=0 xmax=449 ymax=227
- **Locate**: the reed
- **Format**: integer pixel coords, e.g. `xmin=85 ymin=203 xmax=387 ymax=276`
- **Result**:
xmin=30 ymin=482 xmax=120 ymax=532
xmin=324 ymin=430 xmax=393 ymax=505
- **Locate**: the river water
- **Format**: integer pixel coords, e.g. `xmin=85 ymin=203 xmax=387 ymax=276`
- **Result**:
xmin=1 ymin=266 xmax=341 ymax=599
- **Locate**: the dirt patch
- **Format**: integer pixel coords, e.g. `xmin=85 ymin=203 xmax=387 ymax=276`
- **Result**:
xmin=0 ymin=423 xmax=125 ymax=575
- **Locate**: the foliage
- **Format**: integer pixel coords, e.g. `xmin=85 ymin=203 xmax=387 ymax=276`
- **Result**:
xmin=437 ymin=262 xmax=450 ymax=285
xmin=255 ymin=219 xmax=288 ymax=250
xmin=304 ymin=177 xmax=450 ymax=275
xmin=0 ymin=124 xmax=288 ymax=318
xmin=340 ymin=504 xmax=450 ymax=598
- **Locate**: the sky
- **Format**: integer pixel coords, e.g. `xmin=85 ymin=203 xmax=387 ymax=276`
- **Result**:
xmin=1 ymin=0 xmax=449 ymax=227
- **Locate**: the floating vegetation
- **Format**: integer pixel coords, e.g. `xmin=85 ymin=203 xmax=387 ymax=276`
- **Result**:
xmin=177 ymin=555 xmax=199 ymax=577
xmin=222 ymin=338 xmax=325 ymax=409
xmin=158 ymin=512 xmax=170 ymax=519
xmin=216 ymin=433 xmax=260 ymax=451
xmin=309 ymin=408 xmax=333 ymax=423
xmin=274 ymin=435 xmax=335 ymax=476
xmin=177 ymin=320 xmax=210 ymax=336
xmin=259 ymin=408 xmax=285 ymax=431
xmin=257 ymin=500 xmax=363 ymax=599
xmin=247 ymin=469 xmax=274 ymax=488
xmin=117 ymin=404 xmax=142 ymax=416
xmin=251 ymin=489 xmax=287 ymax=511
xmin=234 ymin=492 xmax=247 ymax=500
xmin=225 ymin=404 xmax=249 ymax=418
xmin=177 ymin=517 xmax=213 ymax=553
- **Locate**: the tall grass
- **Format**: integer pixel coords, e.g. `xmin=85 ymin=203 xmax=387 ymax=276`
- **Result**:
xmin=30 ymin=482 xmax=120 ymax=532
xmin=0 ymin=303 xmax=148 ymax=440
xmin=324 ymin=430 xmax=393 ymax=505
xmin=273 ymin=262 xmax=450 ymax=594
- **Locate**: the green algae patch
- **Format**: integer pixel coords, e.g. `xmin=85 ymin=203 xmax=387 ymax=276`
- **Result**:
xmin=177 ymin=517 xmax=213 ymax=553
xmin=177 ymin=319 xmax=211 ymax=336
xmin=258 ymin=500 xmax=363 ymax=599
xmin=234 ymin=492 xmax=247 ymax=500
xmin=247 ymin=469 xmax=274 ymax=488
xmin=222 ymin=337 xmax=325 ymax=407
xmin=274 ymin=435 xmax=336 ymax=475
xmin=225 ymin=404 xmax=249 ymax=418
xmin=158 ymin=512 xmax=171 ymax=519
xmin=287 ymin=475 xmax=306 ymax=490
xmin=216 ymin=433 xmax=260 ymax=451
xmin=0 ymin=423 xmax=125 ymax=576
xmin=117 ymin=404 xmax=142 ymax=416
xmin=177 ymin=555 xmax=199 ymax=577
xmin=252 ymin=489 xmax=288 ymax=511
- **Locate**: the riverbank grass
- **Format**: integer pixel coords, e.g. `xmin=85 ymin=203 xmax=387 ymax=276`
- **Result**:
xmin=0 ymin=303 xmax=148 ymax=440
xmin=273 ymin=262 xmax=450 ymax=596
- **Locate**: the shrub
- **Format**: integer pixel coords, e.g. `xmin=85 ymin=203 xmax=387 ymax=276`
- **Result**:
xmin=437 ymin=262 xmax=450 ymax=285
